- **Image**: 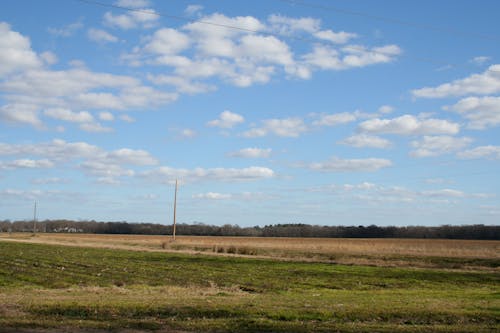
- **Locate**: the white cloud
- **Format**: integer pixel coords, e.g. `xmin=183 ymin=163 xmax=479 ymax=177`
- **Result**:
xmin=99 ymin=111 xmax=114 ymax=121
xmin=378 ymin=105 xmax=394 ymax=114
xmin=47 ymin=20 xmax=83 ymax=37
xmin=313 ymin=30 xmax=357 ymax=44
xmin=303 ymin=44 xmax=401 ymax=71
xmin=148 ymin=74 xmax=215 ymax=95
xmin=106 ymin=148 xmax=158 ymax=165
xmin=142 ymin=166 xmax=275 ymax=183
xmin=339 ymin=134 xmax=392 ymax=149
xmin=312 ymin=112 xmax=357 ymax=126
xmin=44 ymin=108 xmax=94 ymax=123
xmin=358 ymin=114 xmax=460 ymax=135
xmin=31 ymin=177 xmax=68 ymax=184
xmin=308 ymin=156 xmax=392 ymax=172
xmin=457 ymin=145 xmax=500 ymax=159
xmin=144 ymin=28 xmax=191 ymax=54
xmin=412 ymin=64 xmax=500 ymax=98
xmin=0 ymin=22 xmax=41 ymax=76
xmin=0 ymin=103 xmax=43 ymax=128
xmin=87 ymin=28 xmax=118 ymax=43
xmin=79 ymin=122 xmax=114 ymax=133
xmin=470 ymin=56 xmax=491 ymax=65
xmin=0 ymin=159 xmax=54 ymax=170
xmin=40 ymin=51 xmax=58 ymax=65
xmin=103 ymin=5 xmax=159 ymax=30
xmin=267 ymin=14 xmax=356 ymax=44
xmin=207 ymin=110 xmax=245 ymax=128
xmin=185 ymin=5 xmax=203 ymax=16
xmin=192 ymin=192 xmax=232 ymax=200
xmin=180 ymin=128 xmax=197 ymax=139
xmin=445 ymin=96 xmax=500 ymax=129
xmin=115 ymin=0 xmax=151 ymax=8
xmin=228 ymin=148 xmax=272 ymax=158
xmin=120 ymin=114 xmax=135 ymax=122
xmin=410 ymin=136 xmax=473 ymax=157
xmin=243 ymin=117 xmax=307 ymax=138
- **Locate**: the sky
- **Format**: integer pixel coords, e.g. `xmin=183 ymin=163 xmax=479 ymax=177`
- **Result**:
xmin=1 ymin=0 xmax=499 ymax=227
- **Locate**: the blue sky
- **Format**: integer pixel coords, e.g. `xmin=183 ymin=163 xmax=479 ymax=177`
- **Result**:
xmin=1 ymin=0 xmax=499 ymax=226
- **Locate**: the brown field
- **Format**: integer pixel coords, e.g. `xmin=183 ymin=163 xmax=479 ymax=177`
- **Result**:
xmin=1 ymin=232 xmax=498 ymax=270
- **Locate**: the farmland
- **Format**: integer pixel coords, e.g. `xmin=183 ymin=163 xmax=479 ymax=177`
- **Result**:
xmin=0 ymin=234 xmax=499 ymax=332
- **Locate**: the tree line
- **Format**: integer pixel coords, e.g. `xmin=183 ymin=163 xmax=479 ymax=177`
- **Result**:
xmin=0 ymin=220 xmax=498 ymax=240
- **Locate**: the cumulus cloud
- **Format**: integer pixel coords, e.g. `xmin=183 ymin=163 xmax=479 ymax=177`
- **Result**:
xmin=47 ymin=20 xmax=83 ymax=37
xmin=243 ymin=117 xmax=307 ymax=138
xmin=142 ymin=166 xmax=275 ymax=183
xmin=0 ymin=139 xmax=159 ymax=183
xmin=192 ymin=192 xmax=232 ymax=200
xmin=445 ymin=96 xmax=500 ymax=129
xmin=103 ymin=1 xmax=158 ymax=30
xmin=412 ymin=64 xmax=500 ymax=98
xmin=44 ymin=108 xmax=94 ymax=123
xmin=185 ymin=5 xmax=203 ymax=16
xmin=0 ymin=159 xmax=54 ymax=170
xmin=308 ymin=156 xmax=392 ymax=172
xmin=207 ymin=110 xmax=245 ymax=128
xmin=87 ymin=28 xmax=118 ymax=43
xmin=410 ymin=136 xmax=473 ymax=157
xmin=457 ymin=145 xmax=500 ymax=159
xmin=312 ymin=112 xmax=357 ymax=126
xmin=121 ymin=12 xmax=401 ymax=94
xmin=358 ymin=114 xmax=460 ymax=136
xmin=0 ymin=22 xmax=41 ymax=76
xmin=338 ymin=134 xmax=392 ymax=149
xmin=99 ymin=111 xmax=114 ymax=121
xmin=228 ymin=147 xmax=272 ymax=158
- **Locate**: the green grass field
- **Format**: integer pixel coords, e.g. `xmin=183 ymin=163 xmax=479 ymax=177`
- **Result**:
xmin=0 ymin=240 xmax=498 ymax=332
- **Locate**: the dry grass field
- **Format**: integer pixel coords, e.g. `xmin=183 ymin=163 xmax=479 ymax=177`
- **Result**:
xmin=0 ymin=233 xmax=498 ymax=332
xmin=1 ymin=232 xmax=498 ymax=270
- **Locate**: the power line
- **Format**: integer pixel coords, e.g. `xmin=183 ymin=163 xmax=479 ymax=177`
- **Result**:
xmin=75 ymin=0 xmax=496 ymax=72
xmin=276 ymin=0 xmax=500 ymax=42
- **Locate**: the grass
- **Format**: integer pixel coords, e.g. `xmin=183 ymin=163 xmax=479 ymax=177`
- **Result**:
xmin=0 ymin=239 xmax=499 ymax=332
xmin=2 ymin=233 xmax=499 ymax=270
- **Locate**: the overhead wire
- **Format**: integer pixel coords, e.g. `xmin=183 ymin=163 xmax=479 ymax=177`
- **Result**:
xmin=276 ymin=0 xmax=500 ymax=42
xmin=75 ymin=0 xmax=499 ymax=73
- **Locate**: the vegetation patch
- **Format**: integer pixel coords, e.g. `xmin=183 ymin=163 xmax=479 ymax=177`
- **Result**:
xmin=0 ymin=240 xmax=498 ymax=332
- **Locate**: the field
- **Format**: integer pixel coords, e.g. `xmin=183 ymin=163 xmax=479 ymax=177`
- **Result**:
xmin=0 ymin=233 xmax=499 ymax=332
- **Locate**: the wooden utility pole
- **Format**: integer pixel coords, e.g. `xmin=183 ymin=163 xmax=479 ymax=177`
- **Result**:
xmin=172 ymin=179 xmax=178 ymax=241
xmin=32 ymin=201 xmax=37 ymax=235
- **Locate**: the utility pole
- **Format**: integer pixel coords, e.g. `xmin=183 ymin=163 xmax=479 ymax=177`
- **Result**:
xmin=172 ymin=179 xmax=178 ymax=241
xmin=32 ymin=201 xmax=37 ymax=235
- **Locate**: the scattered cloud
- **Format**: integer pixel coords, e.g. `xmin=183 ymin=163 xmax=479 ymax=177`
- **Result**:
xmin=410 ymin=135 xmax=473 ymax=157
xmin=339 ymin=134 xmax=392 ymax=149
xmin=119 ymin=114 xmax=135 ymax=122
xmin=0 ymin=22 xmax=41 ymax=76
xmin=308 ymin=156 xmax=392 ymax=172
xmin=445 ymin=96 xmax=500 ymax=129
xmin=457 ymin=145 xmax=500 ymax=159
xmin=243 ymin=117 xmax=307 ymax=138
xmin=312 ymin=112 xmax=357 ymax=127
xmin=192 ymin=192 xmax=232 ymax=200
xmin=47 ymin=20 xmax=84 ymax=37
xmin=98 ymin=111 xmax=114 ymax=121
xmin=470 ymin=56 xmax=491 ymax=65
xmin=378 ymin=105 xmax=394 ymax=114
xmin=103 ymin=3 xmax=159 ymax=30
xmin=412 ymin=64 xmax=500 ymax=98
xmin=87 ymin=28 xmax=118 ymax=43
xmin=228 ymin=147 xmax=272 ymax=158
xmin=44 ymin=108 xmax=94 ymax=123
xmin=0 ymin=158 xmax=54 ymax=170
xmin=31 ymin=177 xmax=68 ymax=185
xmin=142 ymin=166 xmax=275 ymax=183
xmin=358 ymin=114 xmax=460 ymax=135
xmin=207 ymin=110 xmax=245 ymax=128
xmin=185 ymin=5 xmax=203 ymax=16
